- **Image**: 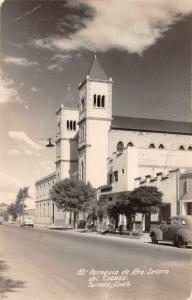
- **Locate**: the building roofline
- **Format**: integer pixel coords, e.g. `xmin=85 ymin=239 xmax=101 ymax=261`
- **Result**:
xmin=35 ymin=172 xmax=56 ymax=185
xmin=111 ymin=115 xmax=192 ymax=135
xmin=56 ymin=105 xmax=79 ymax=114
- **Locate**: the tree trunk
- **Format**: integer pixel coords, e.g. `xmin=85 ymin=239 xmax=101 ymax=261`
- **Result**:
xmin=141 ymin=214 xmax=145 ymax=232
xmin=126 ymin=214 xmax=131 ymax=231
xmin=73 ymin=212 xmax=77 ymax=229
xmin=126 ymin=214 xmax=135 ymax=233
xmin=114 ymin=215 xmax=119 ymax=231
xmin=69 ymin=211 xmax=72 ymax=225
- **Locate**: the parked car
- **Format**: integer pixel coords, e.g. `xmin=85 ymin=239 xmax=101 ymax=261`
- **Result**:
xmin=20 ymin=215 xmax=34 ymax=227
xmin=150 ymin=215 xmax=192 ymax=248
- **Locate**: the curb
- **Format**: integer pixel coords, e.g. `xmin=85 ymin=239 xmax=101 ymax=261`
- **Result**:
xmin=33 ymin=225 xmax=151 ymax=243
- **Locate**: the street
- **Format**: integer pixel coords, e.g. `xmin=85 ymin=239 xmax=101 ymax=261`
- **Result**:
xmin=0 ymin=224 xmax=191 ymax=300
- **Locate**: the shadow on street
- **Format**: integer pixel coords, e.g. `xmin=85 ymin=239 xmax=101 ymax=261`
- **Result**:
xmin=0 ymin=259 xmax=25 ymax=298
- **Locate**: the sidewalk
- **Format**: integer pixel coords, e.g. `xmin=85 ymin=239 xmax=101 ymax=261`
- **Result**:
xmin=36 ymin=224 xmax=152 ymax=244
xmin=6 ymin=222 xmax=151 ymax=243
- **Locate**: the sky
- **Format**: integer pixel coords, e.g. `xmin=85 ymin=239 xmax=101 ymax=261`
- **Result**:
xmin=0 ymin=0 xmax=191 ymax=204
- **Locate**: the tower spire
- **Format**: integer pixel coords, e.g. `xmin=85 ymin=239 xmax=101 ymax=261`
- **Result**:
xmin=87 ymin=53 xmax=109 ymax=81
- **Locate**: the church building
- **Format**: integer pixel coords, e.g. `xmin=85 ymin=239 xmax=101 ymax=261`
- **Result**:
xmin=35 ymin=56 xmax=192 ymax=228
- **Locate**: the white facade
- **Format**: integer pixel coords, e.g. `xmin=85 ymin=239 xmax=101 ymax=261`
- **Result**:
xmin=35 ymin=56 xmax=192 ymax=227
xmin=56 ymin=106 xmax=79 ymax=181
xmin=35 ymin=173 xmax=56 ymax=226
xmin=78 ymin=74 xmax=112 ymax=188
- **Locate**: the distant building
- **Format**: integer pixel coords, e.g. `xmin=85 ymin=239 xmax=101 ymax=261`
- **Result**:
xmin=35 ymin=56 xmax=192 ymax=227
xmin=35 ymin=173 xmax=56 ymax=226
xmin=0 ymin=203 xmax=8 ymax=221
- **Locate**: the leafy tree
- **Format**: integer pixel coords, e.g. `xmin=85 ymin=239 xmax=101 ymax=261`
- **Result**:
xmin=117 ymin=192 xmax=138 ymax=231
xmin=97 ymin=193 xmax=138 ymax=232
xmin=50 ymin=179 xmax=95 ymax=229
xmin=15 ymin=187 xmax=29 ymax=216
xmin=97 ymin=196 xmax=126 ymax=230
xmin=8 ymin=187 xmax=29 ymax=221
xmin=86 ymin=199 xmax=98 ymax=228
xmin=130 ymin=186 xmax=163 ymax=232
xmin=8 ymin=203 xmax=18 ymax=221
xmin=97 ymin=196 xmax=120 ymax=229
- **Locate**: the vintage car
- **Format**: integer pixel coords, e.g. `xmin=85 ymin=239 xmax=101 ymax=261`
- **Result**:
xmin=20 ymin=215 xmax=34 ymax=227
xmin=150 ymin=215 xmax=192 ymax=248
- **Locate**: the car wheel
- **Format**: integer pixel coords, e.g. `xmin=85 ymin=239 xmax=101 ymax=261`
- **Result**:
xmin=177 ymin=236 xmax=187 ymax=248
xmin=151 ymin=233 xmax=158 ymax=244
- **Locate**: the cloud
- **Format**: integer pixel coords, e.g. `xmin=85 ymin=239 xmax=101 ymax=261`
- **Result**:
xmin=32 ymin=0 xmax=192 ymax=54
xmin=0 ymin=70 xmax=22 ymax=104
xmin=51 ymin=53 xmax=72 ymax=62
xmin=32 ymin=38 xmax=54 ymax=50
xmin=31 ymin=86 xmax=38 ymax=93
xmin=47 ymin=53 xmax=72 ymax=71
xmin=8 ymin=131 xmax=43 ymax=152
xmin=47 ymin=63 xmax=64 ymax=72
xmin=2 ymin=56 xmax=37 ymax=67
xmin=8 ymin=149 xmax=22 ymax=156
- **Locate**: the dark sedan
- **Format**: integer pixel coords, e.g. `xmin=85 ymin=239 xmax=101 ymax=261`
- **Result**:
xmin=150 ymin=215 xmax=192 ymax=248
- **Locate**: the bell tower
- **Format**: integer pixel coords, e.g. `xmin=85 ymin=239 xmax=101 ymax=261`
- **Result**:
xmin=78 ymin=55 xmax=113 ymax=188
xmin=55 ymin=104 xmax=79 ymax=181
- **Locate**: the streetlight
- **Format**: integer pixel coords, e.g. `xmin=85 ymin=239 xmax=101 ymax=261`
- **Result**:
xmin=41 ymin=137 xmax=55 ymax=147
xmin=46 ymin=138 xmax=54 ymax=148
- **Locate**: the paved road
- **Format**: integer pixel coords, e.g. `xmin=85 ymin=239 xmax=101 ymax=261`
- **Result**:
xmin=0 ymin=224 xmax=191 ymax=300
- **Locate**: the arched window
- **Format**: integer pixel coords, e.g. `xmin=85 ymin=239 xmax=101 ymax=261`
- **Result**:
xmin=93 ymin=94 xmax=97 ymax=107
xmin=149 ymin=143 xmax=155 ymax=149
xmin=93 ymin=94 xmax=105 ymax=108
xmin=117 ymin=141 xmax=124 ymax=152
xmin=127 ymin=142 xmax=134 ymax=147
xmin=188 ymin=146 xmax=192 ymax=151
xmin=97 ymin=95 xmax=101 ymax=107
xmin=73 ymin=121 xmax=76 ymax=131
xmin=70 ymin=121 xmax=73 ymax=130
xmin=179 ymin=145 xmax=185 ymax=150
xmin=67 ymin=120 xmax=69 ymax=130
xmin=101 ymin=95 xmax=105 ymax=107
xmin=159 ymin=144 xmax=165 ymax=149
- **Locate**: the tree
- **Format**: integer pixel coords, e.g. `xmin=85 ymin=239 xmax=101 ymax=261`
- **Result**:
xmin=117 ymin=192 xmax=138 ymax=231
xmin=130 ymin=186 xmax=163 ymax=232
xmin=97 ymin=195 xmax=131 ymax=231
xmin=50 ymin=178 xmax=95 ymax=229
xmin=8 ymin=187 xmax=29 ymax=221
xmin=97 ymin=196 xmax=120 ymax=229
xmin=86 ymin=199 xmax=98 ymax=228
xmin=15 ymin=187 xmax=29 ymax=217
xmin=8 ymin=203 xmax=17 ymax=221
